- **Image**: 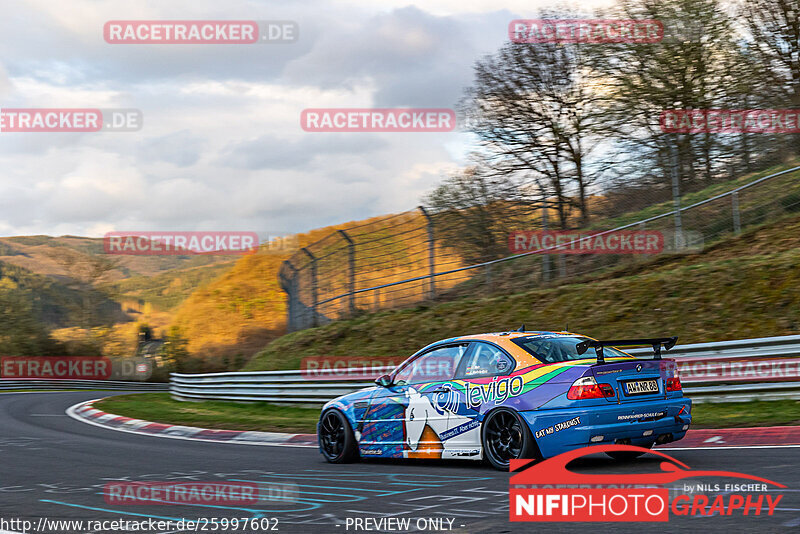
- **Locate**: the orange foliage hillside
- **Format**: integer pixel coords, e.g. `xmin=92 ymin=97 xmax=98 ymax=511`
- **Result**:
xmin=170 ymin=212 xmax=466 ymax=367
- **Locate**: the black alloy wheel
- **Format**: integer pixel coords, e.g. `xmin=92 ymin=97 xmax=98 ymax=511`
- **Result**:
xmin=482 ymin=409 xmax=536 ymax=470
xmin=318 ymin=409 xmax=358 ymax=463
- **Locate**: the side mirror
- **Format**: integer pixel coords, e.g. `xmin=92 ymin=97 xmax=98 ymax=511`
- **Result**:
xmin=375 ymin=374 xmax=392 ymax=387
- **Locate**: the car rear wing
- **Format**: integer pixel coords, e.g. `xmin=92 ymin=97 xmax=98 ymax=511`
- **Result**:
xmin=576 ymin=337 xmax=678 ymax=365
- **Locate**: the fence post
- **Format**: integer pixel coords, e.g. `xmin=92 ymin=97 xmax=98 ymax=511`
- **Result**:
xmin=542 ymin=204 xmax=551 ymax=282
xmin=669 ymin=141 xmax=684 ymax=250
xmin=418 ymin=206 xmax=436 ymax=300
xmin=731 ymin=191 xmax=742 ymax=235
xmin=279 ymin=261 xmax=294 ymax=331
xmin=301 ymin=247 xmax=318 ymax=327
xmin=485 ymin=263 xmax=492 ymax=293
xmin=338 ymin=229 xmax=356 ymax=315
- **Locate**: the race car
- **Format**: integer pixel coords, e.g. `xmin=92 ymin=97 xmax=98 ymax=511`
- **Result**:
xmin=317 ymin=329 xmax=691 ymax=470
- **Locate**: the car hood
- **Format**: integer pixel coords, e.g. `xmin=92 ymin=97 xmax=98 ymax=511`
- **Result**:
xmin=322 ymin=386 xmax=376 ymax=411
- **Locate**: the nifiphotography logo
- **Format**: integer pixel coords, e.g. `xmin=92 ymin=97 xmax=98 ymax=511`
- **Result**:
xmin=509 ymin=445 xmax=785 ymax=522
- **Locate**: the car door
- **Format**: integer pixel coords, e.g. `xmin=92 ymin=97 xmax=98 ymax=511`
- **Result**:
xmin=445 ymin=342 xmax=516 ymax=453
xmin=360 ymin=343 xmax=467 ymax=458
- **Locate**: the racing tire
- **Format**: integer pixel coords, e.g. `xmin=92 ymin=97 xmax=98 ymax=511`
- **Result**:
xmin=481 ymin=409 xmax=538 ymax=471
xmin=318 ymin=409 xmax=359 ymax=464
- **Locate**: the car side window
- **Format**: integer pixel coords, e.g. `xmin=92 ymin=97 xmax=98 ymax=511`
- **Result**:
xmin=455 ymin=342 xmax=514 ymax=379
xmin=394 ymin=344 xmax=468 ymax=385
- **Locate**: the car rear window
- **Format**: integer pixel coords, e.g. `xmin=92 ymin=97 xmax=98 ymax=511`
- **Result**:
xmin=512 ymin=336 xmax=631 ymax=364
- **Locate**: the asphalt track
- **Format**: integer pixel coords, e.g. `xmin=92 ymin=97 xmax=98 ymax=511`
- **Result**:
xmin=1 ymin=391 xmax=799 ymax=533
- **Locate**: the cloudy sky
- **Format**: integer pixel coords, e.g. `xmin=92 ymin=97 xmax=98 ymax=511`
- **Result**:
xmin=0 ymin=0 xmax=612 ymax=238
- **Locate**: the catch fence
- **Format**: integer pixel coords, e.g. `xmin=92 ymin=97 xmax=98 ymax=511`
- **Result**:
xmin=281 ymin=163 xmax=800 ymax=331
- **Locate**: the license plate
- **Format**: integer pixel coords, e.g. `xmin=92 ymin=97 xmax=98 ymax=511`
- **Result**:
xmin=624 ymin=379 xmax=659 ymax=395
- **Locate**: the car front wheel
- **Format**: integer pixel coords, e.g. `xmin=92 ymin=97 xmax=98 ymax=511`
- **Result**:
xmin=318 ymin=409 xmax=359 ymax=463
xmin=481 ymin=409 xmax=537 ymax=470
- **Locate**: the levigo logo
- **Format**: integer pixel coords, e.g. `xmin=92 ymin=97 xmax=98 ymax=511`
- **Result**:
xmin=465 ymin=376 xmax=524 ymax=408
xmin=509 ymin=445 xmax=785 ymax=522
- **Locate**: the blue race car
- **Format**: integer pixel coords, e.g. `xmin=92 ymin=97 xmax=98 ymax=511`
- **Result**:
xmin=318 ymin=330 xmax=691 ymax=470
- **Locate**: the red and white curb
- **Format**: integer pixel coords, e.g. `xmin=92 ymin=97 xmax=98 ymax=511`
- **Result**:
xmin=66 ymin=398 xmax=317 ymax=448
xmin=659 ymin=425 xmax=800 ymax=450
xmin=67 ymin=398 xmax=800 ymax=451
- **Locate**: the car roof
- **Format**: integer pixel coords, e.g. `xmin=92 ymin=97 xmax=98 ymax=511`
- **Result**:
xmin=399 ymin=331 xmax=601 ymax=373
xmin=423 ymin=331 xmax=595 ymax=365
xmin=454 ymin=331 xmax=589 ymax=342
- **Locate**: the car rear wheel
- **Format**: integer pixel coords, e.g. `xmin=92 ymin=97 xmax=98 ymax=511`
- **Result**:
xmin=481 ymin=409 xmax=537 ymax=470
xmin=318 ymin=409 xmax=358 ymax=463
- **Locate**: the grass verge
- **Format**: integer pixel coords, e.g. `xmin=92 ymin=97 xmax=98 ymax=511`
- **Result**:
xmin=691 ymin=400 xmax=800 ymax=429
xmin=93 ymin=393 xmax=800 ymax=434
xmin=94 ymin=393 xmax=319 ymax=433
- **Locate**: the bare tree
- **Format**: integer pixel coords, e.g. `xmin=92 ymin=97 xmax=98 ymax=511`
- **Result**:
xmin=461 ymin=26 xmax=606 ymax=228
xmin=425 ymin=165 xmax=540 ymax=263
xmin=742 ymin=0 xmax=800 ymax=152
xmin=594 ymin=0 xmax=747 ymax=192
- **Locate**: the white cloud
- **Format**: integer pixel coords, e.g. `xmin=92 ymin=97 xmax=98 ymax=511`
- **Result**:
xmin=0 ymin=0 xmax=606 ymax=238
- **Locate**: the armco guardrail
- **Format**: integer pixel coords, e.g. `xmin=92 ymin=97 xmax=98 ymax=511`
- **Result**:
xmin=0 ymin=379 xmax=168 ymax=391
xmin=171 ymin=335 xmax=800 ymax=405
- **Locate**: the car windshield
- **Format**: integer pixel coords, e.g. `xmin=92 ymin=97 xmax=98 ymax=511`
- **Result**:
xmin=512 ymin=336 xmax=631 ymax=364
xmin=393 ymin=344 xmax=468 ymax=385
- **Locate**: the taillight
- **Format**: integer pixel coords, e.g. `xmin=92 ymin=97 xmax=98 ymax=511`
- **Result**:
xmin=567 ymin=376 xmax=616 ymax=400
xmin=666 ymin=377 xmax=682 ymax=392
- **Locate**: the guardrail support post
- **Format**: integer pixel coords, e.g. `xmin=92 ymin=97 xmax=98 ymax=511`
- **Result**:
xmin=338 ymin=230 xmax=356 ymax=315
xmin=419 ymin=206 xmax=436 ymax=300
xmin=302 ymin=248 xmax=319 ymax=327
xmin=732 ymin=191 xmax=741 ymax=235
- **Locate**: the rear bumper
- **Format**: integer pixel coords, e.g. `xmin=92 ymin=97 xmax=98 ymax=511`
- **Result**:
xmin=520 ymin=397 xmax=692 ymax=458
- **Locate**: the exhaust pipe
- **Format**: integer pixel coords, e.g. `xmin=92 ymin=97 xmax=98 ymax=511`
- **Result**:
xmin=655 ymin=433 xmax=673 ymax=445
